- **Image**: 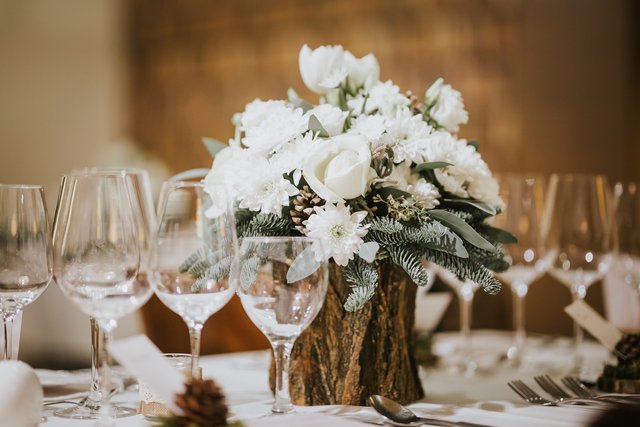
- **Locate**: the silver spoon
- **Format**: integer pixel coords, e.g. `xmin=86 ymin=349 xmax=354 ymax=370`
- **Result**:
xmin=369 ymin=395 xmax=489 ymax=427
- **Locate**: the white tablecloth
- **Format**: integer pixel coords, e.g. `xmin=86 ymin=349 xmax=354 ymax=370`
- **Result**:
xmin=42 ymin=330 xmax=612 ymax=427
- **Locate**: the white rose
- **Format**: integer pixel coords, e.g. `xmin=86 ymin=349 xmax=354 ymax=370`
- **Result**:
xmin=345 ymin=51 xmax=380 ymax=92
xmin=303 ymin=134 xmax=373 ymax=202
xmin=425 ymin=78 xmax=469 ymax=133
xmin=299 ymin=44 xmax=348 ymax=95
xmin=306 ymin=104 xmax=348 ymax=136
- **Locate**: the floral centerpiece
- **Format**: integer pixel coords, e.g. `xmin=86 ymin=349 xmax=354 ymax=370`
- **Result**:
xmin=202 ymin=44 xmax=512 ymax=405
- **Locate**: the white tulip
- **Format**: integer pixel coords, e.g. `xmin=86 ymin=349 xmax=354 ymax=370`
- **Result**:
xmin=299 ymin=44 xmax=348 ymax=95
xmin=344 ymin=51 xmax=380 ymax=92
xmin=303 ymin=134 xmax=373 ymax=202
xmin=306 ymin=104 xmax=348 ymax=136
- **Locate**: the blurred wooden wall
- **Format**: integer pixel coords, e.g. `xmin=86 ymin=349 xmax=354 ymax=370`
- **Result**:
xmin=128 ymin=0 xmax=640 ymax=351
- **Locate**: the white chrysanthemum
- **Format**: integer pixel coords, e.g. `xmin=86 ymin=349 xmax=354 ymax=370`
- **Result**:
xmin=419 ymin=131 xmax=500 ymax=205
xmin=381 ymin=160 xmax=412 ymax=189
xmin=304 ymin=202 xmax=369 ymax=266
xmin=425 ymin=78 xmax=469 ymax=133
xmin=306 ymin=104 xmax=348 ymax=136
xmin=349 ymin=114 xmax=387 ymax=142
xmin=236 ymin=157 xmax=299 ymax=215
xmin=241 ymin=99 xmax=307 ymax=155
xmin=387 ymin=109 xmax=434 ymax=164
xmin=204 ymin=145 xmax=253 ymax=218
xmin=408 ymin=178 xmax=441 ymax=209
xmin=348 ymin=80 xmax=410 ymax=118
xmin=270 ymin=132 xmax=319 ymax=185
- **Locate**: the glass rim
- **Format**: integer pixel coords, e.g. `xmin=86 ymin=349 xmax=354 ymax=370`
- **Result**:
xmin=549 ymin=173 xmax=608 ymax=180
xmin=0 ymin=183 xmax=44 ymax=189
xmin=161 ymin=180 xmax=205 ymax=189
xmin=70 ymin=167 xmax=148 ymax=176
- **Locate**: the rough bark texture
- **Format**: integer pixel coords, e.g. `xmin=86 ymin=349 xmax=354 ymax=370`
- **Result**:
xmin=270 ymin=263 xmax=424 ymax=406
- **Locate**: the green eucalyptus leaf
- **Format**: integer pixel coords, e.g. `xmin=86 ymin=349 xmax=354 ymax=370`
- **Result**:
xmin=308 ymin=114 xmax=330 ymax=138
xmin=442 ymin=198 xmax=497 ymax=216
xmin=414 ymin=161 xmax=453 ymax=173
xmin=202 ymin=137 xmax=228 ymax=157
xmin=427 ymin=209 xmax=496 ymax=253
xmin=477 ymin=224 xmax=518 ymax=244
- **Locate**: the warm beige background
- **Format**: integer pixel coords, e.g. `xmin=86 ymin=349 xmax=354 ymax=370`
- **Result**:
xmin=0 ymin=0 xmax=638 ymax=367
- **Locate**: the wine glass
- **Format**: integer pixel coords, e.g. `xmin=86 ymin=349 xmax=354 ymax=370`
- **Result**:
xmin=493 ymin=174 xmax=552 ymax=365
xmin=436 ymin=266 xmax=480 ymax=375
xmin=52 ymin=172 xmax=153 ymax=426
xmin=151 ymin=181 xmax=238 ymax=380
xmin=605 ymin=182 xmax=640 ymax=331
xmin=542 ymin=174 xmax=613 ymax=371
xmin=0 ymin=184 xmax=52 ymax=360
xmin=54 ymin=169 xmax=157 ymax=419
xmin=235 ymin=236 xmax=328 ymax=414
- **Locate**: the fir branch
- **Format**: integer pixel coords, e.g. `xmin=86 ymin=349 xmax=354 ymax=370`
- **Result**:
xmin=179 ymin=247 xmax=210 ymax=274
xmin=387 ymin=246 xmax=430 ymax=287
xmin=192 ymin=256 xmax=234 ymax=292
xmin=343 ymin=258 xmax=379 ymax=312
xmin=419 ymin=247 xmax=502 ymax=295
xmin=238 ymin=213 xmax=294 ymax=238
xmin=467 ymin=244 xmax=510 ymax=273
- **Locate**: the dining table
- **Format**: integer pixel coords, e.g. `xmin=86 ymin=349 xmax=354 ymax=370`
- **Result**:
xmin=40 ymin=330 xmax=614 ymax=427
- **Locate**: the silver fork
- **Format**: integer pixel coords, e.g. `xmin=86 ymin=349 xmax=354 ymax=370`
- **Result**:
xmin=534 ymin=375 xmax=572 ymax=400
xmin=562 ymin=376 xmax=640 ymax=404
xmin=508 ymin=380 xmax=613 ymax=408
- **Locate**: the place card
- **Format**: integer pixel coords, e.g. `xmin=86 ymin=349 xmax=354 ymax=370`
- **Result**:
xmin=108 ymin=335 xmax=185 ymax=414
xmin=564 ymin=299 xmax=623 ymax=351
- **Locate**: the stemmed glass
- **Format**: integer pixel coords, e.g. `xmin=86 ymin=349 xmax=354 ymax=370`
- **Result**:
xmin=52 ymin=173 xmax=153 ymax=426
xmin=0 ymin=184 xmax=52 ymax=360
xmin=235 ymin=237 xmax=328 ymax=414
xmin=607 ymin=182 xmax=640 ymax=329
xmin=151 ymin=181 xmax=238 ymax=380
xmin=436 ymin=267 xmax=480 ymax=375
xmin=493 ymin=174 xmax=552 ymax=365
xmin=54 ymin=169 xmax=157 ymax=419
xmin=542 ymin=174 xmax=613 ymax=371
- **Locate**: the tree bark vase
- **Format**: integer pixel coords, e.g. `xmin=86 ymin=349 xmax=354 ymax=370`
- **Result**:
xmin=270 ymin=263 xmax=424 ymax=406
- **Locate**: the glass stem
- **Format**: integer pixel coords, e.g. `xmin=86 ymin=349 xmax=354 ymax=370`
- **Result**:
xmin=1 ymin=314 xmax=14 ymax=360
xmin=512 ymin=282 xmax=529 ymax=356
xmin=88 ymin=317 xmax=102 ymax=405
xmin=271 ymin=340 xmax=294 ymax=414
xmin=458 ymin=283 xmax=475 ymax=370
xmin=570 ymin=287 xmax=586 ymax=371
xmin=188 ymin=323 xmax=203 ymax=381
xmin=98 ymin=322 xmax=115 ymax=427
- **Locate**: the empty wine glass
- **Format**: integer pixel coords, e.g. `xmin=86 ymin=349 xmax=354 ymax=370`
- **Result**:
xmin=493 ymin=174 xmax=552 ymax=365
xmin=54 ymin=169 xmax=157 ymax=419
xmin=151 ymin=181 xmax=238 ymax=380
xmin=0 ymin=184 xmax=52 ymax=360
xmin=436 ymin=266 xmax=480 ymax=375
xmin=236 ymin=236 xmax=328 ymax=414
xmin=52 ymin=173 xmax=153 ymax=426
xmin=604 ymin=182 xmax=640 ymax=331
xmin=542 ymin=174 xmax=613 ymax=371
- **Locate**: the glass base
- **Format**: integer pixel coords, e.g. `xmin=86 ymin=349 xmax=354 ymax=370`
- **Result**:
xmin=53 ymin=403 xmax=137 ymax=419
xmin=271 ymin=403 xmax=294 ymax=414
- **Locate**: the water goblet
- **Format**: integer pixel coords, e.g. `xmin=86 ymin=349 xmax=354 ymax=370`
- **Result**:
xmin=235 ymin=236 xmax=328 ymax=414
xmin=0 ymin=184 xmax=52 ymax=360
xmin=151 ymin=181 xmax=238 ymax=380
xmin=493 ymin=174 xmax=552 ymax=365
xmin=542 ymin=174 xmax=613 ymax=372
xmin=53 ymin=169 xmax=157 ymax=419
xmin=52 ymin=172 xmax=153 ymax=426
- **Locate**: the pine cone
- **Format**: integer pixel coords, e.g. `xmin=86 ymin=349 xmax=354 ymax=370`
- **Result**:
xmin=616 ymin=333 xmax=640 ymax=364
xmin=171 ymin=378 xmax=228 ymax=427
xmin=290 ymin=185 xmax=324 ymax=233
